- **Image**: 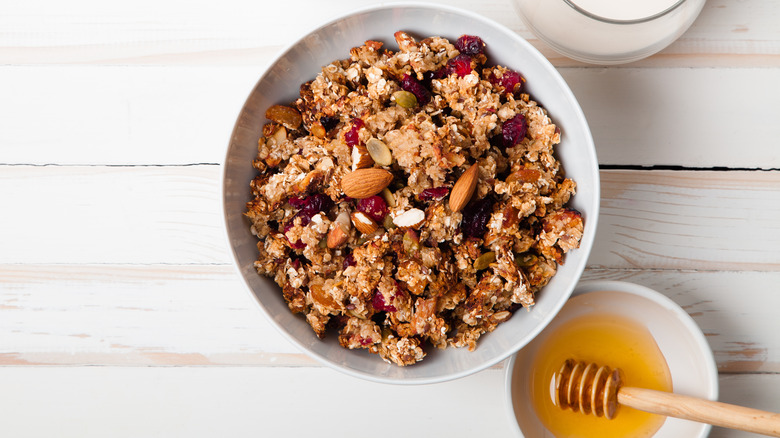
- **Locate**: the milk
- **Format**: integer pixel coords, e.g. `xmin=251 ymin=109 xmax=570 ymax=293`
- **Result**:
xmin=568 ymin=0 xmax=682 ymax=21
xmin=513 ymin=0 xmax=706 ymax=64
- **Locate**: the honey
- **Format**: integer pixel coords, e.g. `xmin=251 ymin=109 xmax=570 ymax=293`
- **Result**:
xmin=528 ymin=294 xmax=673 ymax=438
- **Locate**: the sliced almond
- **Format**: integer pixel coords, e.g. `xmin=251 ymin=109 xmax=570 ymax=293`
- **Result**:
xmin=392 ymin=208 xmax=425 ymax=229
xmin=351 ymin=144 xmax=374 ymax=171
xmin=351 ymin=211 xmax=379 ymax=234
xmin=269 ymin=126 xmax=287 ymax=147
xmin=294 ymin=169 xmax=324 ymax=193
xmin=327 ymin=224 xmax=348 ymax=248
xmin=366 ymin=138 xmax=393 ymax=166
xmin=341 ymin=168 xmax=393 ymax=199
xmin=327 ymin=212 xmax=351 ymax=248
xmin=448 ymin=163 xmax=479 ymax=213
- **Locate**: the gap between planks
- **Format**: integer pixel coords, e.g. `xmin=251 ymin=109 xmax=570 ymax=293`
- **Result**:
xmin=1 ymin=264 xmax=778 ymax=372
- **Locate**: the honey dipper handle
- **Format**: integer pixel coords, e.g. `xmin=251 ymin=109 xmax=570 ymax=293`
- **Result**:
xmin=618 ymin=387 xmax=780 ymax=437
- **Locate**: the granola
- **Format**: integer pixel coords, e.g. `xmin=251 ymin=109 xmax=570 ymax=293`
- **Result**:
xmin=246 ymin=32 xmax=584 ymax=366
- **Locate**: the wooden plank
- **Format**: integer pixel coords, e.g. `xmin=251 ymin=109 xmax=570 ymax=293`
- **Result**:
xmin=0 ymin=66 xmax=257 ymax=166
xmin=0 ymin=365 xmax=775 ymax=438
xmin=2 ymin=264 xmax=778 ymax=372
xmin=0 ymin=366 xmax=514 ymax=438
xmin=560 ymin=68 xmax=780 ymax=168
xmin=0 ymin=0 xmax=778 ymax=67
xmin=580 ymin=269 xmax=780 ymax=373
xmin=1 ymin=67 xmax=779 ymax=167
xmin=2 ymin=166 xmax=778 ymax=269
xmin=593 ymin=170 xmax=780 ymax=271
xmin=0 ymin=165 xmax=228 ymax=264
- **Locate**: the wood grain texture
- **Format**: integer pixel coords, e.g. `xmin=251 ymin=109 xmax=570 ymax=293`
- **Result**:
xmin=0 ymin=366 xmax=776 ymax=438
xmin=1 ymin=0 xmax=778 ymax=67
xmin=2 ymin=264 xmax=778 ymax=372
xmin=2 ymin=66 xmax=777 ymax=167
xmin=2 ymin=166 xmax=777 ymax=270
xmin=1 ymin=2 xmax=778 ymax=436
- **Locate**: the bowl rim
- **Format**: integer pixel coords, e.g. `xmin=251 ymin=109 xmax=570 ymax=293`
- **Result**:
xmin=503 ymin=279 xmax=719 ymax=436
xmin=221 ymin=1 xmax=600 ymax=384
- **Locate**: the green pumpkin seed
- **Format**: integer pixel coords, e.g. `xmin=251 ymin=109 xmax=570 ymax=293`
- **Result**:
xmin=473 ymin=251 xmax=496 ymax=271
xmin=366 ymin=138 xmax=393 ymax=166
xmin=393 ymin=90 xmax=418 ymax=108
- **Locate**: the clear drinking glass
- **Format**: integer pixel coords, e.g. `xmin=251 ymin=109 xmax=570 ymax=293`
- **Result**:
xmin=512 ymin=0 xmax=706 ymax=64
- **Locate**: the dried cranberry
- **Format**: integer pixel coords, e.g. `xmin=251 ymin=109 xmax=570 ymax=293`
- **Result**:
xmin=442 ymin=54 xmax=473 ymax=78
xmin=343 ymin=253 xmax=356 ymax=269
xmin=490 ymin=69 xmax=525 ymax=95
xmin=400 ymin=74 xmax=431 ymax=105
xmin=419 ymin=187 xmax=450 ymax=201
xmin=372 ymin=290 xmax=397 ymax=312
xmin=288 ymin=196 xmax=308 ymax=209
xmin=455 ymin=35 xmax=485 ymax=56
xmin=301 ymin=193 xmax=333 ymax=215
xmin=501 ymin=114 xmax=528 ymax=148
xmin=284 ymin=194 xmax=334 ymax=248
xmin=461 ymin=197 xmax=494 ymax=238
xmin=345 ymin=118 xmax=364 ymax=147
xmin=356 ymin=195 xmax=388 ymax=223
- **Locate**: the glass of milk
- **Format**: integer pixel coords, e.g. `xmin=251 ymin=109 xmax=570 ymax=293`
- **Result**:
xmin=512 ymin=0 xmax=706 ymax=64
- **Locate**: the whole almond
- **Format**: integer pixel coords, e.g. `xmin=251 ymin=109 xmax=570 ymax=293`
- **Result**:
xmin=448 ymin=163 xmax=479 ymax=213
xmin=351 ymin=144 xmax=374 ymax=171
xmin=341 ymin=168 xmax=393 ymax=199
xmin=351 ymin=211 xmax=379 ymax=234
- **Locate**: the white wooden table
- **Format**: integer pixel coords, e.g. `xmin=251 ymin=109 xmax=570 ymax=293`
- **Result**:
xmin=2 ymin=1 xmax=779 ymax=436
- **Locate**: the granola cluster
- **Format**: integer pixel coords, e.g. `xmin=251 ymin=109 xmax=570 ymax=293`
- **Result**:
xmin=246 ymin=32 xmax=584 ymax=366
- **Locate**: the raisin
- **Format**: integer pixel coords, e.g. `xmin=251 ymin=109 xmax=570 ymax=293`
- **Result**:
xmin=461 ymin=196 xmax=494 ymax=238
xmin=320 ymin=115 xmax=339 ymax=132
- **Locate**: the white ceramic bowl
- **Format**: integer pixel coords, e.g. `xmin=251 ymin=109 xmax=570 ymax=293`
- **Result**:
xmin=505 ymin=280 xmax=718 ymax=436
xmin=222 ymin=3 xmax=599 ymax=384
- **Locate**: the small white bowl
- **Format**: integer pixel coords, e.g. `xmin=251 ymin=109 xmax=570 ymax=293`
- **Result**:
xmin=505 ymin=280 xmax=718 ymax=437
xmin=223 ymin=3 xmax=599 ymax=384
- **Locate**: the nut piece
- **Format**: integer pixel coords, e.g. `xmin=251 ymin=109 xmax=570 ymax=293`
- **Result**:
xmin=351 ymin=145 xmax=374 ymax=170
xmin=265 ymin=105 xmax=302 ymax=130
xmin=448 ymin=163 xmax=479 ymax=213
xmin=392 ymin=208 xmax=425 ymax=229
xmin=506 ymin=168 xmax=541 ymax=184
xmin=392 ymin=90 xmax=418 ymax=108
xmin=366 ymin=138 xmax=393 ymax=166
xmin=327 ymin=212 xmax=351 ymax=248
xmin=351 ymin=211 xmax=379 ymax=234
xmin=341 ymin=168 xmax=393 ymax=199
xmin=310 ymin=122 xmax=327 ymax=139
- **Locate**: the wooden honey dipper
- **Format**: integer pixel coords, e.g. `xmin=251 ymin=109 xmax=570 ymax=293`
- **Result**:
xmin=554 ymin=359 xmax=780 ymax=437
